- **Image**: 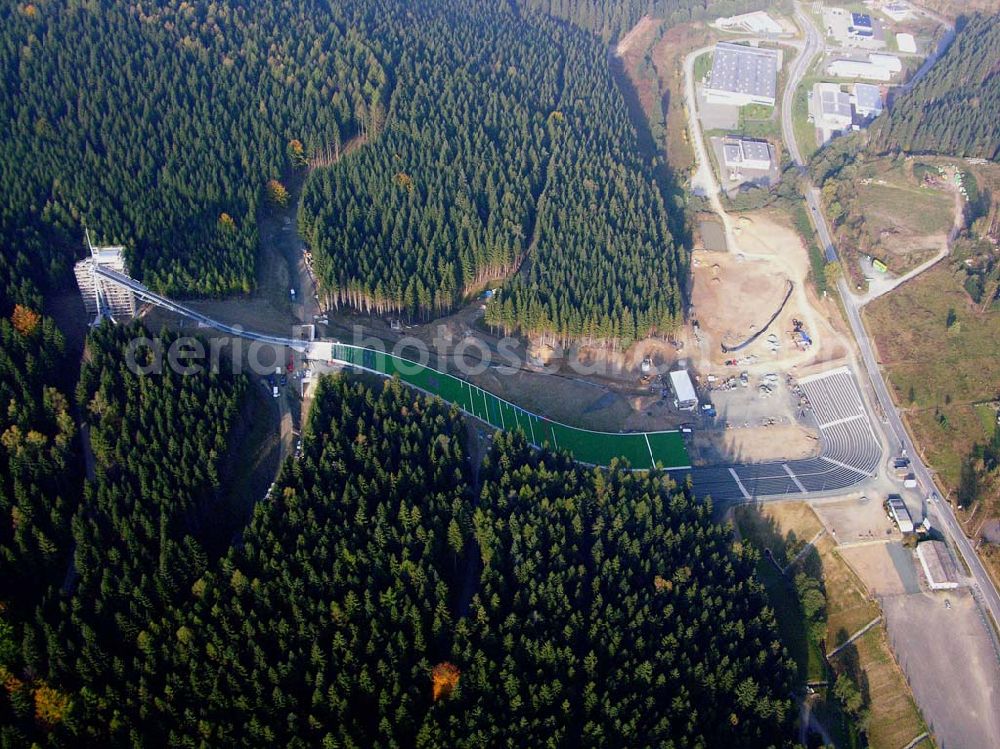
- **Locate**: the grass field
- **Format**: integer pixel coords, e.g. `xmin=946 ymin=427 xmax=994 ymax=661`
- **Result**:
xmin=791 ymin=73 xmax=819 ymax=163
xmin=866 ymin=266 xmax=999 ymax=490
xmin=735 ymin=503 xmax=930 ymax=748
xmin=839 ymin=160 xmax=955 ymax=275
xmin=326 ymin=343 xmax=690 ymax=470
xmin=848 ymin=627 xmax=931 ymax=749
xmin=855 ymin=180 xmax=953 ymax=238
xmin=815 ymin=539 xmax=880 ymax=648
xmin=736 ymin=106 xmax=782 ymax=142
xmin=693 ymin=50 xmax=712 ymax=83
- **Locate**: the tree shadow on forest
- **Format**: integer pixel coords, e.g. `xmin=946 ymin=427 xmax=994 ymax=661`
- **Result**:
xmin=607 ymin=50 xmax=694 ymax=303
xmin=735 ymin=504 xmax=827 ymax=683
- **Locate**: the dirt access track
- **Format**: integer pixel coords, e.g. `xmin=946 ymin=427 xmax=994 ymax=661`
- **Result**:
xmin=684 ymin=211 xmax=851 ymax=376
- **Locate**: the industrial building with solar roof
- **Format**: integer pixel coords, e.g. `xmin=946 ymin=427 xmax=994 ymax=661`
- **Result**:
xmin=852 ymin=83 xmax=883 ymax=119
xmin=704 ymin=43 xmax=781 ymax=107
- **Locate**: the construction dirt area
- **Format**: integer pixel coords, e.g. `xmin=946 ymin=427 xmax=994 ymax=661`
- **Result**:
xmin=812 ymin=494 xmax=903 ymax=546
xmin=684 ymin=210 xmax=851 ymax=375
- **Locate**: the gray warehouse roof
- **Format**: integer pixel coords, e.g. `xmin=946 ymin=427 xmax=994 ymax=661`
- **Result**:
xmin=820 ymin=87 xmax=852 ymax=118
xmin=854 ymin=83 xmax=883 ymax=112
xmin=708 ymin=43 xmax=779 ymax=100
xmin=722 ymin=138 xmax=771 ymax=166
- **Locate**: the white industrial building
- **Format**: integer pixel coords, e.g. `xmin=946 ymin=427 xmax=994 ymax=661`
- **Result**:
xmin=852 ymin=83 xmax=884 ymax=118
xmin=896 ymin=32 xmax=917 ymax=53
xmin=869 ymin=53 xmax=902 ymax=73
xmin=916 ymin=541 xmax=959 ymax=590
xmin=74 ymin=238 xmax=137 ymax=323
xmin=887 ymin=494 xmax=914 ymax=533
xmin=721 ymin=138 xmax=772 ymax=171
xmin=812 ymin=82 xmax=853 ymax=131
xmin=669 ymin=370 xmax=699 ymax=411
xmin=704 ymin=43 xmax=781 ymax=107
xmin=714 ymin=11 xmax=782 ymax=35
xmin=827 ymin=59 xmax=892 ymax=81
xmin=882 ymin=1 xmax=911 ymax=21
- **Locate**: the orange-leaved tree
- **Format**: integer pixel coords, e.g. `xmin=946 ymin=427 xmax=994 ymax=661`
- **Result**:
xmin=266 ymin=179 xmax=290 ymax=207
xmin=431 ymin=662 xmax=460 ymax=701
xmin=11 ymin=305 xmax=40 ymax=336
xmin=34 ymin=683 xmax=71 ymax=727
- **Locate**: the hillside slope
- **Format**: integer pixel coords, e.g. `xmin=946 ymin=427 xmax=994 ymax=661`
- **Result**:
xmin=869 ymin=13 xmax=1000 ymax=161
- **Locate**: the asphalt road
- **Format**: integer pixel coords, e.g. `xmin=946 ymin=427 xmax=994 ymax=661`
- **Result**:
xmin=781 ymin=3 xmax=1000 ymax=634
xmin=682 ymin=43 xmax=739 ymax=252
xmin=781 ymin=5 xmax=821 ymax=169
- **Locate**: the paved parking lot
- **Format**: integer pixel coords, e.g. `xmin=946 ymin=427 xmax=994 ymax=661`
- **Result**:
xmin=883 ymin=590 xmax=1000 ymax=749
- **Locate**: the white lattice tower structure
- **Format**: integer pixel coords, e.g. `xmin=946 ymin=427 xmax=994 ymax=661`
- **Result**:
xmin=73 ymin=230 xmax=137 ymax=323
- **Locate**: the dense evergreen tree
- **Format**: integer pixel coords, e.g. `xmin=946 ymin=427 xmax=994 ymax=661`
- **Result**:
xmin=435 ymin=431 xmax=794 ymax=746
xmin=868 ymin=13 xmax=1000 ymax=161
xmin=0 ymin=309 xmax=78 ymax=609
xmin=300 ymin=1 xmax=687 ymax=343
xmin=484 ymin=30 xmax=685 ymax=345
xmin=8 ymin=323 xmax=248 ymax=745
xmin=1 ymin=373 xmax=797 ymax=746
xmin=141 ymin=377 xmax=474 ymax=746
xmin=299 ymin=1 xmax=562 ymax=320
xmin=521 ymin=0 xmax=776 ymax=40
xmin=0 ymin=0 xmax=385 ymax=297
xmin=0 ymin=2 xmax=807 ymax=744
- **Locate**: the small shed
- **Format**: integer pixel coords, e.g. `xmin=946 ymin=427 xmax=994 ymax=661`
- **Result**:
xmin=669 ymin=370 xmax=699 ymax=411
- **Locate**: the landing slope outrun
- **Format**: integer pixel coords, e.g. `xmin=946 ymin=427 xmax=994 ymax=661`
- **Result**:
xmin=329 ymin=343 xmax=690 ymax=470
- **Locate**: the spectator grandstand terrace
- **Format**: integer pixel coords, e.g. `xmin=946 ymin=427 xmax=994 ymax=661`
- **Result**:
xmin=676 ymin=367 xmax=882 ymax=502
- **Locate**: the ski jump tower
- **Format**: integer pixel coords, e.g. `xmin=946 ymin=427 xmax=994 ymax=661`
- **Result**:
xmin=73 ymin=231 xmax=137 ymax=324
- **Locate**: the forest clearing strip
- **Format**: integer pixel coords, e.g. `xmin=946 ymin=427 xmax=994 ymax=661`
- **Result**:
xmin=99 ymin=266 xmax=690 ymax=469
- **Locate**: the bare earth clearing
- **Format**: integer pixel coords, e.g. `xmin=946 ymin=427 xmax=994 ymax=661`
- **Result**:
xmin=684 ymin=211 xmax=852 ymax=375
xmin=812 ymin=495 xmax=901 ymax=546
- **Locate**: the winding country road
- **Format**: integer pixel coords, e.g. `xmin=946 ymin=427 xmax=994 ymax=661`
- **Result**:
xmin=780 ymin=2 xmax=1000 ymax=640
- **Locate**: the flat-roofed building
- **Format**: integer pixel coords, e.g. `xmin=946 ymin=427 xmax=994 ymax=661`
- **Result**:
xmin=721 ymin=138 xmax=773 ymax=170
xmin=896 ymin=32 xmax=917 ymax=53
xmin=883 ymin=2 xmax=911 ymax=21
xmin=714 ymin=11 xmax=782 ymax=35
xmin=823 ymin=7 xmax=886 ymax=49
xmin=670 ymin=369 xmax=699 ymax=411
xmin=849 ymin=12 xmax=874 ymax=38
xmin=887 ymin=494 xmax=914 ymax=533
xmin=852 ymin=83 xmax=884 ymax=118
xmin=869 ymin=53 xmax=902 ymax=73
xmin=813 ymin=82 xmax=853 ymax=129
xmin=916 ymin=541 xmax=959 ymax=590
xmin=704 ymin=43 xmax=781 ymax=107
xmin=827 ymin=59 xmax=893 ymax=81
